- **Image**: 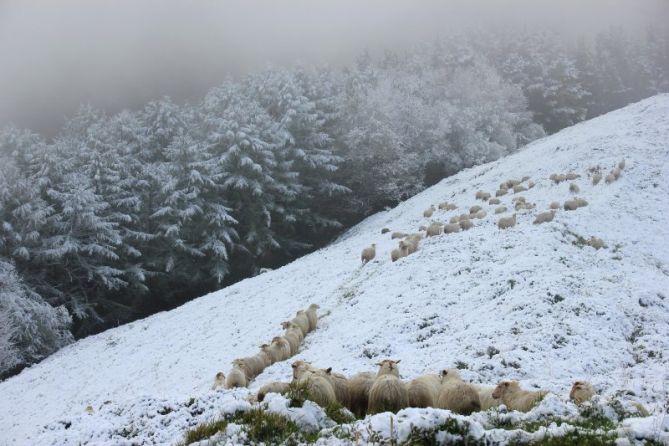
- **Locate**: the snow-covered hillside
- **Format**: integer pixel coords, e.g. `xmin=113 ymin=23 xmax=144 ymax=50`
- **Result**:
xmin=1 ymin=95 xmax=669 ymax=445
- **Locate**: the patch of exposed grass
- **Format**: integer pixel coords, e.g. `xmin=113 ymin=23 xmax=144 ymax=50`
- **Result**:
xmin=178 ymin=417 xmax=229 ymax=445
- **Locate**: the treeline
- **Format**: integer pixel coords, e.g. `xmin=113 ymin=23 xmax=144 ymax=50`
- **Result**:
xmin=1 ymin=27 xmax=667 ymax=377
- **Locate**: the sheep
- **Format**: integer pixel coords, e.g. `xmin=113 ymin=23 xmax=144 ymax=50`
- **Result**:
xmin=391 ymin=246 xmax=408 ymax=262
xmin=297 ymin=369 xmax=337 ymax=408
xmin=489 ymin=197 xmax=501 ymax=205
xmin=618 ymin=159 xmax=625 ymax=170
xmin=381 ymin=228 xmax=390 ymax=234
xmin=391 ymin=232 xmax=408 ymax=240
xmin=569 ymin=381 xmax=594 ymax=405
xmin=438 ymin=202 xmax=450 ymax=210
xmin=400 ymin=238 xmax=419 ymax=255
xmin=498 ymin=214 xmax=517 ymax=229
xmin=257 ymin=382 xmax=290 ymax=402
xmin=443 ymin=223 xmax=461 ymax=234
xmin=423 ymin=205 xmax=436 ymax=218
xmin=513 ymin=184 xmax=528 ymax=193
xmin=569 ymin=182 xmax=580 ymax=193
xmin=612 ymin=167 xmax=622 ymax=179
xmin=471 ymin=384 xmax=501 ymax=410
xmin=564 ymin=198 xmax=587 ymax=210
xmin=496 ymin=188 xmax=508 ymax=197
xmin=521 ymin=175 xmax=530 ymax=182
xmin=321 ymin=367 xmax=351 ymax=407
xmin=348 ymin=372 xmax=376 ymax=417
xmin=533 ymin=210 xmax=555 ymax=224
xmin=232 ymin=358 xmax=262 ymax=380
xmin=281 ymin=321 xmax=305 ymax=344
xmin=460 ymin=219 xmax=474 ymax=231
xmin=368 ymin=376 xmax=409 ymax=414
xmin=283 ymin=325 xmax=303 ymax=355
xmin=305 ymin=304 xmax=319 ymax=332
xmin=472 ymin=210 xmax=487 ymax=219
xmin=476 ymin=191 xmax=491 ymax=201
xmin=211 ymin=371 xmax=226 ymax=390
xmin=459 ymin=213 xmax=471 ymax=222
xmin=436 ymin=369 xmax=480 ymax=415
xmin=549 ymin=201 xmax=561 ymax=210
xmin=291 ymin=360 xmax=315 ymax=380
xmin=506 ymin=179 xmax=521 ymax=188
xmin=550 ymin=173 xmax=566 ymax=184
xmin=257 ymin=350 xmax=273 ymax=368
xmin=469 ymin=205 xmax=483 ymax=214
xmin=495 ymin=206 xmax=507 ymax=214
xmin=426 ymin=222 xmax=443 ymax=237
xmin=260 ymin=343 xmax=282 ymax=364
xmin=566 ymin=173 xmax=580 ymax=180
xmin=419 ymin=225 xmax=427 ymax=231
xmin=491 ymin=381 xmax=547 ymax=412
xmin=515 ymin=202 xmax=535 ymax=211
xmin=592 ymin=173 xmax=602 ymax=185
xmin=293 ymin=310 xmax=310 ymax=336
xmin=408 ymin=374 xmax=441 ymax=408
xmin=361 ymin=244 xmax=376 ymax=264
xmin=271 ymin=336 xmax=292 ymax=361
xmin=449 ymin=216 xmax=460 ymax=224
xmin=225 ymin=368 xmax=247 ymax=388
xmin=588 ymin=236 xmax=607 ymax=249
xmin=376 ymin=359 xmax=401 ymax=377
xmin=511 ymin=196 xmax=526 ymax=204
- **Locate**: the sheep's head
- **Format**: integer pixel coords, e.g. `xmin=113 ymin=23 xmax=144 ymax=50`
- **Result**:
xmin=376 ymin=359 xmax=400 ymax=377
xmin=215 ymin=372 xmax=225 ymax=380
xmin=260 ymin=343 xmax=270 ymax=351
xmin=492 ymin=380 xmax=520 ymax=399
xmin=291 ymin=360 xmax=312 ymax=380
xmin=439 ymin=368 xmax=462 ymax=382
xmin=232 ymin=358 xmax=247 ymax=367
xmin=271 ymin=336 xmax=285 ymax=346
xmin=281 ymin=321 xmax=292 ymax=329
xmin=296 ymin=310 xmax=306 ymax=316
xmin=308 ymin=304 xmax=320 ymax=310
xmin=569 ymin=381 xmax=594 ymax=404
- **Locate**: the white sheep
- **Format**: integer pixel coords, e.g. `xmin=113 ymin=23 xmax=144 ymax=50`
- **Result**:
xmin=528 ymin=181 xmax=535 ymax=189
xmin=495 ymin=205 xmax=508 ymax=214
xmin=549 ymin=201 xmax=561 ymax=210
xmin=521 ymin=175 xmax=531 ymax=182
xmin=513 ymin=184 xmax=528 ymax=193
xmin=305 ymin=304 xmax=319 ymax=332
xmin=592 ymin=174 xmax=602 ymax=185
xmin=449 ymin=216 xmax=460 ymax=224
xmin=488 ymin=198 xmax=501 ymax=205
xmin=533 ymin=210 xmax=555 ymax=224
xmin=569 ymin=182 xmax=580 ymax=193
xmin=619 ymin=159 xmax=626 ymax=170
xmin=511 ymin=196 xmax=526 ymax=204
xmin=423 ymin=205 xmax=436 ymax=218
xmin=438 ymin=202 xmax=450 ymax=210
xmin=368 ymin=360 xmax=409 ymax=414
xmin=419 ymin=225 xmax=427 ymax=231
xmin=408 ymin=374 xmax=441 ymax=408
xmin=569 ymin=381 xmax=594 ymax=405
xmin=612 ymin=167 xmax=621 ymax=179
xmin=476 ymin=191 xmax=491 ymax=201
xmin=564 ymin=198 xmax=587 ymax=210
xmin=293 ymin=310 xmax=310 ymax=336
xmin=225 ymin=368 xmax=248 ymax=388
xmin=291 ymin=360 xmax=315 ymax=380
xmin=472 ymin=210 xmax=487 ymax=219
xmin=605 ymin=173 xmax=616 ymax=184
xmin=550 ymin=173 xmax=566 ymax=184
xmin=257 ymin=382 xmax=290 ymax=402
xmin=588 ymin=236 xmax=607 ymax=249
xmin=297 ymin=369 xmax=337 ymax=408
xmin=281 ymin=321 xmax=305 ymax=344
xmin=496 ymin=188 xmax=508 ymax=197
xmin=515 ymin=201 xmax=536 ymax=211
xmin=506 ymin=179 xmax=521 ymax=188
xmin=436 ymin=369 xmax=481 ymax=415
xmin=260 ymin=343 xmax=282 ymax=364
xmin=491 ymin=381 xmax=547 ymax=412
xmin=469 ymin=205 xmax=482 ymax=214
xmin=283 ymin=324 xmax=303 ymax=355
xmin=426 ymin=222 xmax=443 ymax=237
xmin=361 ymin=244 xmax=376 ymax=264
xmin=443 ymin=223 xmax=461 ymax=234
xmin=400 ymin=237 xmax=420 ymax=255
xmin=271 ymin=336 xmax=292 ymax=361
xmin=498 ymin=214 xmax=517 ymax=230
xmin=566 ymin=173 xmax=580 ymax=180
xmin=391 ymin=232 xmax=408 ymax=240
xmin=348 ymin=372 xmax=376 ymax=417
xmin=321 ymin=367 xmax=351 ymax=407
xmin=211 ymin=371 xmax=226 ymax=390
xmin=471 ymin=384 xmax=501 ymax=410
xmin=460 ymin=219 xmax=474 ymax=231
xmin=391 ymin=246 xmax=408 ymax=262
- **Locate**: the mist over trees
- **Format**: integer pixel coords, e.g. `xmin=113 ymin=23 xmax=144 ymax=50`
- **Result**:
xmin=1 ymin=27 xmax=668 ymax=377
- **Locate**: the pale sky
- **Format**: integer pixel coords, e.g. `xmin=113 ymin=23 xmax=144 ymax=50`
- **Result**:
xmin=0 ymin=0 xmax=666 ymax=135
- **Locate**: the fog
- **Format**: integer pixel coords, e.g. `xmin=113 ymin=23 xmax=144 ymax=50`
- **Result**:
xmin=0 ymin=0 xmax=666 ymax=136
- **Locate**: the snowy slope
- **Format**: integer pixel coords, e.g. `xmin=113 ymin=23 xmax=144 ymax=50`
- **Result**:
xmin=1 ymin=95 xmax=669 ymax=445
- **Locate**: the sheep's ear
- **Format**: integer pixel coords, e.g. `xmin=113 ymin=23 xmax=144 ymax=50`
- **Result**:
xmin=504 ymin=382 xmax=510 ymax=387
xmin=375 ymin=362 xmax=383 ymax=366
xmin=291 ymin=363 xmax=297 ymax=368
xmin=395 ymin=359 xmax=401 ymax=364
xmin=325 ymin=367 xmax=332 ymax=374
xmin=440 ymin=369 xmax=448 ymax=377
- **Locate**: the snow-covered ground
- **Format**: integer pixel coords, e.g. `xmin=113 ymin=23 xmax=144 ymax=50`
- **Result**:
xmin=1 ymin=95 xmax=668 ymax=445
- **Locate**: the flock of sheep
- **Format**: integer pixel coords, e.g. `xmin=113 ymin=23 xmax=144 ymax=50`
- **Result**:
xmin=206 ymin=159 xmax=641 ymax=421
xmin=246 ymin=359 xmax=631 ymax=418
xmin=361 ymin=159 xmax=626 ymax=264
xmin=212 ymin=304 xmax=320 ymax=390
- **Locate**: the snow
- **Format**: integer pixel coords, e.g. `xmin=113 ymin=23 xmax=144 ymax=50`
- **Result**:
xmin=1 ymin=95 xmax=669 ymax=444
